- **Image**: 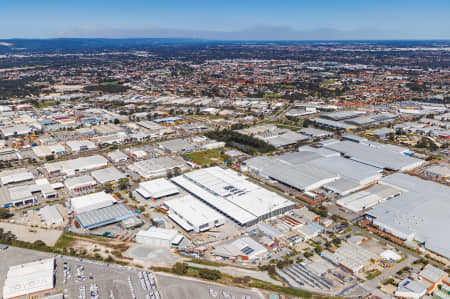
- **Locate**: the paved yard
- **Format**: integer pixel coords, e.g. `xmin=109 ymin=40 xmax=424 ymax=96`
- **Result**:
xmin=0 ymin=221 xmax=62 ymax=246
xmin=156 ymin=272 xmax=264 ymax=299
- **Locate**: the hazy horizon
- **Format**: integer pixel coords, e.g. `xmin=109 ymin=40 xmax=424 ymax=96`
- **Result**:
xmin=1 ymin=0 xmax=450 ymax=40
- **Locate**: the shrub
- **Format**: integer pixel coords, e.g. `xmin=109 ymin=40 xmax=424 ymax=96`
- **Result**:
xmin=0 ymin=207 xmax=11 ymax=219
xmin=172 ymin=262 xmax=188 ymax=275
xmin=198 ymin=268 xmax=221 ymax=280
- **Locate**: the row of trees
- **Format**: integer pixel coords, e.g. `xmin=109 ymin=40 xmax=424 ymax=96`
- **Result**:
xmin=206 ymin=129 xmax=275 ymax=155
xmin=0 ymin=228 xmax=49 ymax=251
xmin=172 ymin=262 xmax=222 ymax=281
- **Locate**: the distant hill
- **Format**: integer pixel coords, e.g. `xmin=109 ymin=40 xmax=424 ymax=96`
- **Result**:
xmin=0 ymin=38 xmax=448 ymax=54
xmin=0 ymin=38 xmax=209 ymax=52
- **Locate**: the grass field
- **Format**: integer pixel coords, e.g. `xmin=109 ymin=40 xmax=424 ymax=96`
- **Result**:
xmin=54 ymin=232 xmax=76 ymax=248
xmin=322 ymin=80 xmax=335 ymax=85
xmin=183 ymin=148 xmax=225 ymax=166
xmin=99 ymin=80 xmax=120 ymax=85
xmin=263 ymin=93 xmax=282 ymax=99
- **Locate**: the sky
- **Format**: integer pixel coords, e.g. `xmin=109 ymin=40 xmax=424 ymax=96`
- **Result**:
xmin=1 ymin=0 xmax=450 ymax=40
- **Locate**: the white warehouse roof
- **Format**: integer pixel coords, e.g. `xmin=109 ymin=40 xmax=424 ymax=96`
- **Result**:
xmin=65 ymin=175 xmax=97 ymax=190
xmin=0 ymin=168 xmax=34 ymax=185
xmin=66 ymin=140 xmax=97 ymax=152
xmin=337 ymin=184 xmax=402 ymax=212
xmin=128 ymin=156 xmax=187 ymax=179
xmin=3 ymin=258 xmax=55 ymax=299
xmin=165 ymin=195 xmax=225 ymax=232
xmin=91 ymin=167 xmax=126 ymax=184
xmin=136 ymin=227 xmax=179 ymax=243
xmin=39 ymin=205 xmax=64 ymax=226
xmin=136 ymin=178 xmax=179 ymax=199
xmin=70 ymin=191 xmax=116 ymax=214
xmin=367 ymin=173 xmax=450 ymax=259
xmin=171 ymin=167 xmax=295 ymax=225
xmin=45 ymin=155 xmax=108 ymax=176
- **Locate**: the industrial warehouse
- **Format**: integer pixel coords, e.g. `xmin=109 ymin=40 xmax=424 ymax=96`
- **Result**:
xmin=366 ymin=173 xmax=450 ymax=259
xmin=164 ymin=195 xmax=225 ymax=232
xmin=0 ymin=168 xmax=34 ymax=186
xmin=44 ymin=155 xmax=108 ymax=176
xmin=322 ymin=139 xmax=425 ymax=171
xmin=128 ymin=156 xmax=187 ymax=179
xmin=136 ymin=227 xmax=183 ymax=247
xmin=135 ymin=178 xmax=179 ymax=200
xmin=70 ymin=191 xmax=138 ymax=229
xmin=336 ymin=183 xmax=403 ymax=212
xmin=70 ymin=191 xmax=116 ymax=214
xmin=76 ymin=204 xmax=135 ymax=229
xmin=2 ymin=258 xmax=55 ymax=299
xmin=171 ymin=166 xmax=296 ymax=226
xmin=243 ymin=148 xmax=382 ymax=195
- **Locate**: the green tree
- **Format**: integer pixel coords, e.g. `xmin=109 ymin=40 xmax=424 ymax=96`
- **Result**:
xmin=267 ymin=264 xmax=276 ymax=275
xmin=314 ymin=246 xmax=323 ymax=255
xmin=332 ymin=238 xmax=341 ymax=246
xmin=118 ymin=178 xmax=129 ymax=190
xmin=198 ymin=268 xmax=221 ymax=280
xmin=0 ymin=207 xmax=11 ymax=219
xmin=172 ymin=262 xmax=188 ymax=275
xmin=173 ymin=167 xmax=182 ymax=176
xmin=32 ymin=240 xmax=47 ymax=249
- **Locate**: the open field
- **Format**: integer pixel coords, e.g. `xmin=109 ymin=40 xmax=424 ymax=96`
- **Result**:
xmin=183 ymin=148 xmax=224 ymax=166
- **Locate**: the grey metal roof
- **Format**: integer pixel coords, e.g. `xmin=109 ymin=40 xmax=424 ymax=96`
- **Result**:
xmin=278 ymin=151 xmax=322 ymax=165
xmin=309 ymin=156 xmax=381 ymax=183
xmin=368 ymin=173 xmax=450 ymax=259
xmin=321 ymin=111 xmax=363 ymax=121
xmin=344 ymin=113 xmax=398 ymax=126
xmin=342 ymin=134 xmax=368 ymax=143
xmin=246 ymin=154 xmax=338 ymax=191
xmin=370 ymin=127 xmax=395 ymax=136
xmin=323 ymin=178 xmax=361 ymax=195
xmin=76 ymin=204 xmax=134 ymax=229
xmin=397 ymin=278 xmax=427 ymax=295
xmin=107 ymin=150 xmax=128 ymax=161
xmin=297 ymin=145 xmax=341 ymax=158
xmin=298 ymin=127 xmax=333 ymax=138
xmin=324 ymin=140 xmax=424 ymax=171
xmin=263 ymin=131 xmax=310 ymax=148
xmin=419 ymin=264 xmax=447 ymax=283
xmin=158 ymin=138 xmax=196 ymax=153
xmin=91 ymin=167 xmax=126 ymax=184
xmin=65 ymin=175 xmax=96 ymax=189
xmin=314 ymin=118 xmax=355 ymax=129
